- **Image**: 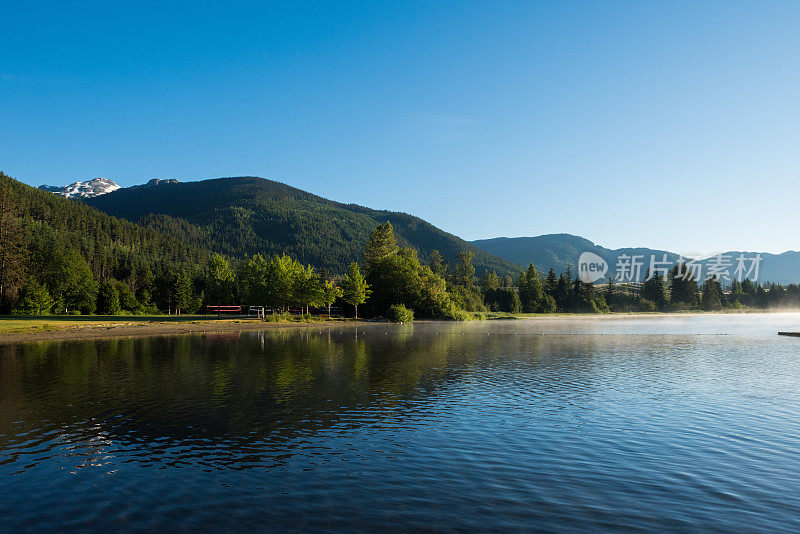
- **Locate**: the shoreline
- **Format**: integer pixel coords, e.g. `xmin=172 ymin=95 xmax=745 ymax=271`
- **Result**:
xmin=0 ymin=317 xmax=373 ymax=345
xmin=2 ymin=309 xmax=800 ymax=344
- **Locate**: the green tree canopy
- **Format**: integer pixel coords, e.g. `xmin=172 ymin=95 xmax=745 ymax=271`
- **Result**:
xmin=205 ymin=254 xmax=235 ymax=305
xmin=519 ymin=263 xmax=544 ymax=312
xmin=669 ymin=263 xmax=699 ymax=307
xmin=701 ymin=276 xmax=724 ymax=310
xmin=0 ymin=180 xmax=27 ymax=312
xmin=322 ymin=279 xmax=343 ymax=317
xmin=97 ymin=280 xmax=122 ymax=315
xmin=13 ymin=279 xmax=53 ymax=315
xmin=641 ymin=269 xmax=668 ymax=309
xmin=364 ymin=222 xmax=399 ymax=269
xmin=342 ymin=262 xmax=371 ymax=319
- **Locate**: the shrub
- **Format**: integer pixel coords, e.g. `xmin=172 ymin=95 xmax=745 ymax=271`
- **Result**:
xmin=539 ymin=295 xmax=558 ymax=313
xmin=389 ymin=304 xmax=414 ymax=323
xmin=639 ymin=299 xmax=657 ymax=312
xmin=264 ymin=311 xmax=293 ymax=322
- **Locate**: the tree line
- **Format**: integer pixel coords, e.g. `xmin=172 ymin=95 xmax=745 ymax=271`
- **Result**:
xmin=3 ymin=170 xmax=799 ymax=318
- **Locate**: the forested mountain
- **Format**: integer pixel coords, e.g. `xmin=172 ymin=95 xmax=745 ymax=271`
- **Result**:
xmin=472 ymin=234 xmax=800 ymax=284
xmin=6 ymin=169 xmax=800 ymax=318
xmin=0 ymin=172 xmax=212 ymax=313
xmin=471 ymin=235 xmax=676 ymax=278
xmin=86 ymin=176 xmax=520 ymax=276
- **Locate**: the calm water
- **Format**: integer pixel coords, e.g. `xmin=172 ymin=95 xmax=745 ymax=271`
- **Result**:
xmin=3 ymin=314 xmax=800 ymax=532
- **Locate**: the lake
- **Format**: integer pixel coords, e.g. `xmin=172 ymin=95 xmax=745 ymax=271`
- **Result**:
xmin=2 ymin=314 xmax=800 ymax=532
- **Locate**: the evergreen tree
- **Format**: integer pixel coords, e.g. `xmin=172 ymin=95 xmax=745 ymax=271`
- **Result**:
xmin=453 ymin=251 xmax=477 ymax=288
xmin=554 ymin=273 xmax=569 ymax=311
xmin=480 ymin=269 xmax=500 ymax=292
xmin=741 ymin=279 xmax=756 ymax=297
xmin=606 ymin=273 xmax=616 ymax=295
xmin=429 ymin=250 xmax=448 ymax=278
xmin=517 ymin=270 xmax=527 ymax=293
xmin=701 ymin=276 xmax=724 ymax=310
xmin=450 ymin=251 xmax=483 ymax=311
xmin=728 ymin=279 xmax=744 ymax=307
xmin=342 ymin=262 xmax=370 ymax=319
xmin=0 ymin=178 xmax=27 ymax=312
xmin=669 ymin=263 xmax=698 ymax=307
xmin=97 ymin=280 xmax=121 ymax=315
xmin=133 ymin=264 xmax=155 ymax=306
xmin=545 ymin=268 xmax=558 ymax=296
xmin=768 ymin=283 xmax=785 ymax=307
xmin=754 ymin=284 xmax=768 ymax=308
xmin=480 ymin=269 xmax=501 ymax=310
xmin=519 ymin=263 xmax=544 ymax=312
xmin=642 ymin=269 xmax=668 ymax=309
xmin=174 ymin=271 xmax=197 ymax=314
xmin=13 ymin=279 xmax=53 ymax=315
xmin=62 ymin=249 xmax=98 ymax=314
xmin=497 ymin=289 xmax=522 ymax=313
xmin=364 ymin=222 xmax=399 ymax=269
xmin=115 ymin=280 xmax=140 ymax=312
xmin=540 ymin=294 xmax=558 ymax=313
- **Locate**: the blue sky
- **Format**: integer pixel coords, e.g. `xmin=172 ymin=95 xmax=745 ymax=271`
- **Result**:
xmin=2 ymin=1 xmax=799 ymax=254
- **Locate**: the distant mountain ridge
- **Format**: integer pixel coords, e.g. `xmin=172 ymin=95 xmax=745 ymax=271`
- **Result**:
xmin=85 ymin=176 xmax=522 ymax=276
xmin=39 ymin=177 xmax=121 ymax=198
xmin=472 ymin=234 xmax=800 ymax=284
xmin=40 ymin=177 xmax=180 ymax=198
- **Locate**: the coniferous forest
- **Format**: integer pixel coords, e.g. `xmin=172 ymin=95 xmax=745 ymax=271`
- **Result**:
xmin=1 ymin=171 xmax=799 ymax=318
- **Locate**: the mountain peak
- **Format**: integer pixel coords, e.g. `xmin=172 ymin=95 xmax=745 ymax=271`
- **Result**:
xmin=39 ymin=177 xmax=121 ymax=198
xmin=39 ymin=177 xmax=180 ymax=199
xmin=134 ymin=178 xmax=180 ymax=188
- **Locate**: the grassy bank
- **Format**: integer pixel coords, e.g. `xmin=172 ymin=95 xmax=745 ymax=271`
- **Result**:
xmin=0 ymin=315 xmax=368 ymax=344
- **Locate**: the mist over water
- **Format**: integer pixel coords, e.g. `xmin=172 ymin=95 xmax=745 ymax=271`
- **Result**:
xmin=3 ymin=314 xmax=800 ymax=531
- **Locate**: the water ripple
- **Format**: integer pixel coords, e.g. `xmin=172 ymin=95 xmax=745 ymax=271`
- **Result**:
xmin=3 ymin=314 xmax=800 ymax=531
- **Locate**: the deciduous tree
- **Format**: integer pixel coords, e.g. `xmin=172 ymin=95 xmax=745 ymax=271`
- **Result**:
xmin=342 ymin=262 xmax=370 ymax=319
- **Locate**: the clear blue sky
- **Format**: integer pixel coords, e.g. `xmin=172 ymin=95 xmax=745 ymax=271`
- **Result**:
xmin=2 ymin=1 xmax=799 ymax=254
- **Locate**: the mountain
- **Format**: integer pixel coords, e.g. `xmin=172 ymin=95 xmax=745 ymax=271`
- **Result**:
xmin=5 ymin=174 xmax=208 ymax=268
xmin=132 ymin=178 xmax=180 ymax=189
xmin=472 ymin=234 xmax=678 ymax=276
xmin=86 ymin=176 xmax=522 ymax=276
xmin=39 ymin=177 xmax=182 ymax=199
xmin=472 ymin=234 xmax=800 ymax=284
xmin=39 ymin=177 xmax=121 ymax=198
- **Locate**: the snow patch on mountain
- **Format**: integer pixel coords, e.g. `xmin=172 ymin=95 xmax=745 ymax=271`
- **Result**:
xmin=39 ymin=177 xmax=181 ymax=199
xmin=39 ymin=177 xmax=121 ymax=198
